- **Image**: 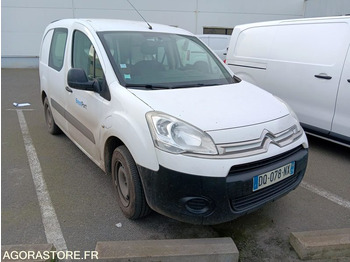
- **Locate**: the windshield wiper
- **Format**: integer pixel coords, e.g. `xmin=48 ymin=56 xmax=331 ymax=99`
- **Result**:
xmin=171 ymin=83 xmax=221 ymax=89
xmin=125 ymin=83 xmax=171 ymax=90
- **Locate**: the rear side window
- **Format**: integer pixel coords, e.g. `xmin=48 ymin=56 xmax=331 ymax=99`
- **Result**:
xmin=49 ymin=28 xmax=68 ymax=71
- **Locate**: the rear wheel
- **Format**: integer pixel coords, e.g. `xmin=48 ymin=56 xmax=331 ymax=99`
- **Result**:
xmin=43 ymin=97 xmax=61 ymax=135
xmin=111 ymin=146 xmax=150 ymax=219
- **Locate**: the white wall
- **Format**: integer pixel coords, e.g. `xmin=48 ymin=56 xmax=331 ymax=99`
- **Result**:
xmin=304 ymin=0 xmax=350 ymax=17
xmin=197 ymin=0 xmax=305 ymax=32
xmin=1 ymin=0 xmax=349 ymax=68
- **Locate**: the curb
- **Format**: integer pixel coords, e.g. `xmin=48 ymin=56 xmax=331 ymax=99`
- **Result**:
xmin=290 ymin=228 xmax=350 ymax=260
xmin=95 ymin=237 xmax=239 ymax=262
xmin=1 ymin=244 xmax=56 ymax=262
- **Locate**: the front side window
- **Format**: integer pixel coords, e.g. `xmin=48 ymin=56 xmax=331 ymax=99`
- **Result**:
xmin=98 ymin=32 xmax=235 ymax=89
xmin=49 ymin=28 xmax=68 ymax=71
xmin=72 ymin=30 xmax=110 ymax=100
xmin=72 ymin=30 xmax=104 ymax=81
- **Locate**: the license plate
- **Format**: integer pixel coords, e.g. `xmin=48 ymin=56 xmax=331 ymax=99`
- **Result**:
xmin=253 ymin=162 xmax=295 ymax=192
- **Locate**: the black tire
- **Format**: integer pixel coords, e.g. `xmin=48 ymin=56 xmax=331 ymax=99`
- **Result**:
xmin=111 ymin=146 xmax=150 ymax=219
xmin=44 ymin=97 xmax=61 ymax=135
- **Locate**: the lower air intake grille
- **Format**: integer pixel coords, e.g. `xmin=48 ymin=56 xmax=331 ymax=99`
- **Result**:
xmin=231 ymin=172 xmax=299 ymax=211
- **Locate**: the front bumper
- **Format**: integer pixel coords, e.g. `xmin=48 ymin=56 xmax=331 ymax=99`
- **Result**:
xmin=138 ymin=146 xmax=308 ymax=225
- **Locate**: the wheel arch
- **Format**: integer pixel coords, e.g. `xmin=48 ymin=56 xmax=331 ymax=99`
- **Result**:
xmin=104 ymin=136 xmax=124 ymax=176
xmin=41 ymin=90 xmax=47 ymax=105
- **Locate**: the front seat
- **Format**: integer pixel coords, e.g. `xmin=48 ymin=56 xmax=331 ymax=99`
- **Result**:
xmin=133 ymin=41 xmax=164 ymax=76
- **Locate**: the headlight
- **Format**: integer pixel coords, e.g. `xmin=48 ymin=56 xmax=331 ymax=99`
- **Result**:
xmin=146 ymin=112 xmax=218 ymax=155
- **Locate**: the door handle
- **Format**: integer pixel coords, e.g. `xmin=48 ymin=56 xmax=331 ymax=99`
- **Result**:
xmin=314 ymin=74 xmax=332 ymax=80
xmin=65 ymin=86 xmax=73 ymax=93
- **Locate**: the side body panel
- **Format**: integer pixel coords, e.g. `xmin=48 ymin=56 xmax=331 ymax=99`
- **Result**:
xmin=227 ymin=18 xmax=350 ymax=141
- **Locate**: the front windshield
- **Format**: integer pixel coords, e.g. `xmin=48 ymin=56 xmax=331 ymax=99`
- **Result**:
xmin=98 ymin=31 xmax=235 ymax=89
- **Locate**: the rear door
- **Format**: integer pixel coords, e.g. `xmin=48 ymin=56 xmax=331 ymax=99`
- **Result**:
xmin=331 ymin=46 xmax=350 ymax=142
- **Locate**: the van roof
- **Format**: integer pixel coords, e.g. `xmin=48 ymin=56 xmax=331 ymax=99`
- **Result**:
xmin=234 ymin=16 xmax=350 ymax=31
xmin=48 ymin=18 xmax=192 ymax=36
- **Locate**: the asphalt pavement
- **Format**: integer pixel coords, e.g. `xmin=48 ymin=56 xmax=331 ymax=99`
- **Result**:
xmin=2 ymin=69 xmax=350 ymax=261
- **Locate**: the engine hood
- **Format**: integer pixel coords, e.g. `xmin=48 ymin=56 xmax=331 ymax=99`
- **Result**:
xmin=129 ymin=81 xmax=290 ymax=131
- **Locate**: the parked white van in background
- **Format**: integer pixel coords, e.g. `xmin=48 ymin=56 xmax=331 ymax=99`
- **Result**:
xmin=197 ymin=34 xmax=231 ymax=61
xmin=39 ymin=19 xmax=308 ymax=225
xmin=226 ymin=16 xmax=350 ymax=147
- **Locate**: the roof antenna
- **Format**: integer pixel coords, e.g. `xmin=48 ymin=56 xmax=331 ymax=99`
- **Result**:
xmin=126 ymin=0 xmax=152 ymax=30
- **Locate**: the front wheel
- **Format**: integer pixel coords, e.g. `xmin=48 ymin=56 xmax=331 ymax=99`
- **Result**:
xmin=111 ymin=146 xmax=150 ymax=219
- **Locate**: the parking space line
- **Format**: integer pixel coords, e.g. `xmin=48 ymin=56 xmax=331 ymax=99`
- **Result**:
xmin=16 ymin=109 xmax=68 ymax=252
xmin=301 ymin=181 xmax=350 ymax=210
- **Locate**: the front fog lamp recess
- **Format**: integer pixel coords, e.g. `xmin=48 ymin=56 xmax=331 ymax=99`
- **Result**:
xmin=146 ymin=112 xmax=218 ymax=155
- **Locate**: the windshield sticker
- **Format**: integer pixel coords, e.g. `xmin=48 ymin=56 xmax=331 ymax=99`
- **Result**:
xmin=120 ymin=64 xmax=127 ymax=69
xmin=124 ymin=74 xmax=131 ymax=80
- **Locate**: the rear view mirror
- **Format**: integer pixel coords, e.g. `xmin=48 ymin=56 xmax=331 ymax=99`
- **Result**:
xmin=67 ymin=68 xmax=100 ymax=92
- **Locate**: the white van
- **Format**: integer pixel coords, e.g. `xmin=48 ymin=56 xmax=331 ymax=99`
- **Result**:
xmin=226 ymin=16 xmax=350 ymax=147
xmin=39 ymin=19 xmax=308 ymax=225
xmin=197 ymin=34 xmax=231 ymax=61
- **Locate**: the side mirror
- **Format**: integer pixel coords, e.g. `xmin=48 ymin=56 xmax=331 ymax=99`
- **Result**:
xmin=67 ymin=68 xmax=100 ymax=92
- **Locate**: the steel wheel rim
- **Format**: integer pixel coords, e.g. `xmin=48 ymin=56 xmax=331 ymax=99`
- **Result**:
xmin=115 ymin=161 xmax=130 ymax=207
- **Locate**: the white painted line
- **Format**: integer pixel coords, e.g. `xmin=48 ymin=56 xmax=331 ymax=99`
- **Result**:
xmin=16 ymin=109 xmax=68 ymax=252
xmin=301 ymin=181 xmax=350 ymax=210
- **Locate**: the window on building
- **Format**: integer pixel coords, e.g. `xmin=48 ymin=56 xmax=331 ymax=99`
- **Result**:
xmin=48 ymin=28 xmax=68 ymax=71
xmin=203 ymin=27 xmax=233 ymax=35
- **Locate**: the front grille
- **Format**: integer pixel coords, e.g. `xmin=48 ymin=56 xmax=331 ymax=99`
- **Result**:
xmin=231 ymin=173 xmax=299 ymax=211
xmin=216 ymin=125 xmax=303 ymax=158
xmin=229 ymin=146 xmax=303 ymax=174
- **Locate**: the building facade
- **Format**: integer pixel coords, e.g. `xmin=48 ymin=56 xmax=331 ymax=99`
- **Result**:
xmin=2 ymin=0 xmax=350 ymax=68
